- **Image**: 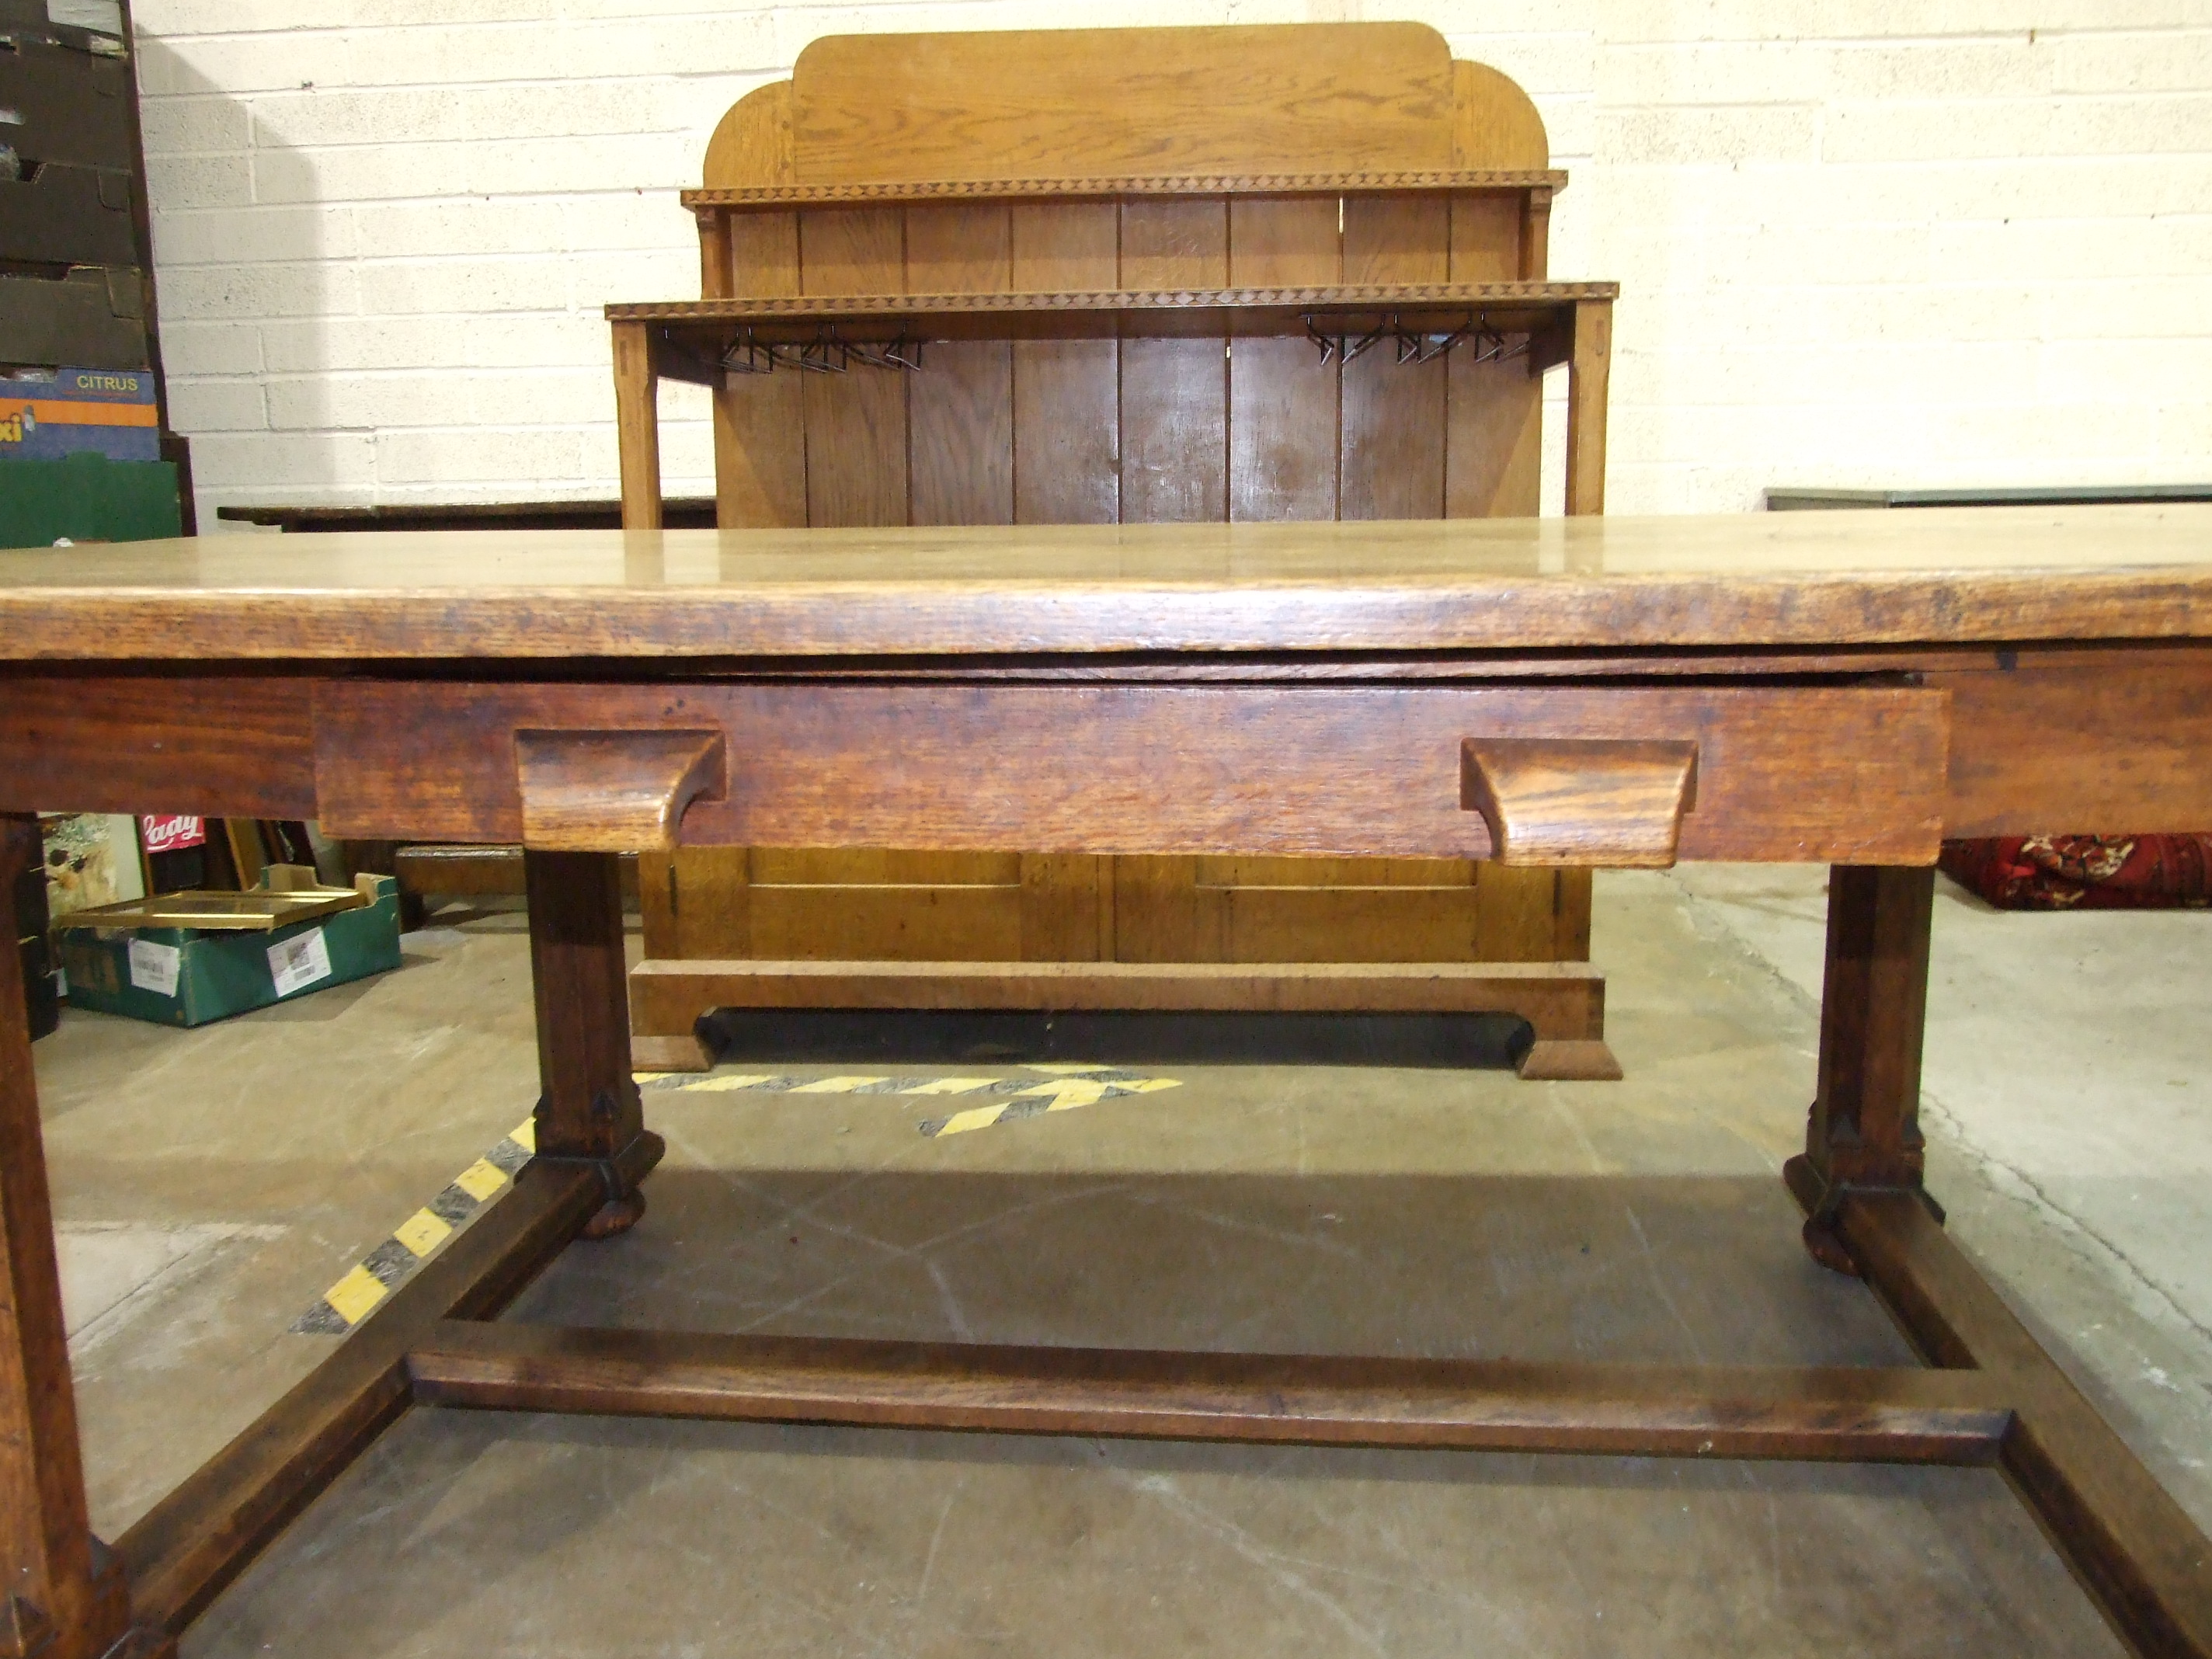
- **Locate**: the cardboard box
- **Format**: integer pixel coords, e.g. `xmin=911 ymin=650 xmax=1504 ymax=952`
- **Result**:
xmin=0 ymin=36 xmax=135 ymax=172
xmin=55 ymin=870 xmax=404 ymax=1028
xmin=0 ymin=266 xmax=148 ymax=370
xmin=0 ymin=160 xmax=137 ymax=268
xmin=0 ymin=0 xmax=126 ymax=56
xmin=0 ymin=364 xmax=158 ymax=461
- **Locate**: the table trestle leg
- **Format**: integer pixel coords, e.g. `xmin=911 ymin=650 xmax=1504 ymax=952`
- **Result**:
xmin=1786 ymin=863 xmax=1939 ymax=1275
xmin=0 ymin=815 xmax=130 ymax=1659
xmin=523 ymin=850 xmax=664 ymax=1238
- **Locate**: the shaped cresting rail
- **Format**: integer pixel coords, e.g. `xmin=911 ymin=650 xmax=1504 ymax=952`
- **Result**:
xmin=514 ymin=729 xmax=729 ymax=851
xmin=1461 ymin=738 xmax=1699 ymax=868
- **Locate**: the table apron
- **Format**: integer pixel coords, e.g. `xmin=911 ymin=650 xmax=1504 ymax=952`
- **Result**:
xmin=306 ymin=679 xmax=1948 ymax=862
xmin=6 ymin=663 xmax=2208 ymax=858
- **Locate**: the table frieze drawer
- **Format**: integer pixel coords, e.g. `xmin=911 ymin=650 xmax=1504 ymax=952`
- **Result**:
xmin=312 ymin=680 xmax=1949 ymax=864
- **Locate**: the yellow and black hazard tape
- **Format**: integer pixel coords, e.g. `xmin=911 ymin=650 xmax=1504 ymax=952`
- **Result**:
xmin=290 ymin=1117 xmax=536 ymax=1334
xmin=294 ymin=1069 xmax=1182 ymax=1333
xmin=641 ymin=1063 xmax=1182 ymax=1137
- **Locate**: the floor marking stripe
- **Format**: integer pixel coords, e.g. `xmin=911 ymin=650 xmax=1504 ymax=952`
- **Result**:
xmin=933 ymin=1104 xmax=1010 ymax=1137
xmin=392 ymin=1208 xmax=452 ymax=1257
xmin=917 ymin=1076 xmax=1181 ymax=1138
xmin=293 ymin=1066 xmax=1189 ymax=1334
xmin=1016 ymin=1079 xmax=1110 ymax=1109
xmin=637 ymin=1064 xmax=1185 ymax=1138
xmin=453 ymin=1159 xmax=509 ymax=1201
xmin=290 ymin=1117 xmax=534 ymax=1335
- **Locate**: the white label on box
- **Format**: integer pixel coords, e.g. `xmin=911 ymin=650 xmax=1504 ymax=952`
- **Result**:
xmin=267 ymin=927 xmax=333 ymax=998
xmin=127 ymin=938 xmax=181 ymax=997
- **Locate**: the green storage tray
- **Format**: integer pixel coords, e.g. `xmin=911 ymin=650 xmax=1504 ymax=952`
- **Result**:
xmin=0 ymin=451 xmax=180 ymax=547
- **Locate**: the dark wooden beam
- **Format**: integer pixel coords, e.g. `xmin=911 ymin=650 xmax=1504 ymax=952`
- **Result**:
xmin=405 ymin=1323 xmax=2011 ymax=1465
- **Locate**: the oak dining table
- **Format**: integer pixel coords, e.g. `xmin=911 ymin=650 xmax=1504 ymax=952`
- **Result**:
xmin=3 ymin=506 xmax=2210 ymax=1658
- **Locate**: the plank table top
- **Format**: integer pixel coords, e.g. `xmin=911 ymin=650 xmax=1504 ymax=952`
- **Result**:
xmin=2 ymin=506 xmax=2210 ymax=661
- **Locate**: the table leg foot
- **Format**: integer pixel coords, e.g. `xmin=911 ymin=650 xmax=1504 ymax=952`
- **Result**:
xmin=1782 ymin=1153 xmax=1863 ymax=1276
xmin=581 ymin=1191 xmax=646 ymax=1240
xmin=1800 ymin=1214 xmax=1862 ymax=1278
xmin=1517 ymin=1038 xmax=1623 ymax=1081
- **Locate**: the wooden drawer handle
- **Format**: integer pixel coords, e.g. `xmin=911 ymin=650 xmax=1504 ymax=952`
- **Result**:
xmin=1461 ymin=738 xmax=1699 ymax=868
xmin=515 ymin=729 xmax=728 ymax=852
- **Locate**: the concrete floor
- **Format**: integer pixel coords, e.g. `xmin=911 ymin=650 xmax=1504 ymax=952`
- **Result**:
xmin=33 ymin=868 xmax=2210 ymax=1656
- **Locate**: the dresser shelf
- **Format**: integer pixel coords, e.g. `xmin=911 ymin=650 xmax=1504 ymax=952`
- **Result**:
xmin=681 ymin=168 xmax=1569 ymax=213
xmin=607 ymin=281 xmax=1617 ymax=383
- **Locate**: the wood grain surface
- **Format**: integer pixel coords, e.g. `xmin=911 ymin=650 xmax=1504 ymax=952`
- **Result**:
xmin=310 ymin=680 xmax=1949 ymax=863
xmin=711 ymin=210 xmax=805 ymax=527
xmin=1454 ymin=60 xmax=1549 ymax=170
xmin=5 ymin=510 xmax=2211 ymax=661
xmin=1937 ymin=657 xmax=2212 ymax=836
xmin=9 ymin=654 xmax=2206 ymax=846
xmin=514 ymin=729 xmax=725 ymax=852
xmin=1462 ymin=737 xmax=1699 ymax=867
xmin=788 ymin=25 xmax=1456 ymax=183
xmin=701 ymin=81 xmax=794 ymax=190
xmin=0 ymin=675 xmax=316 ymax=815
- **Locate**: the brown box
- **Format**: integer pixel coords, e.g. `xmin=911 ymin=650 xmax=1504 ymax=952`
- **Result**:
xmin=0 ymin=37 xmax=135 ymax=171
xmin=0 ymin=161 xmax=137 ymax=267
xmin=0 ymin=266 xmax=148 ymax=370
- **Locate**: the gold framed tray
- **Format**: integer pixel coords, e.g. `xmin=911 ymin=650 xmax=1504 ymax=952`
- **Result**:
xmin=53 ymin=865 xmax=377 ymax=933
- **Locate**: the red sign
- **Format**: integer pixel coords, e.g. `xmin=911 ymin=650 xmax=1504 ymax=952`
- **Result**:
xmin=140 ymin=815 xmax=207 ymax=855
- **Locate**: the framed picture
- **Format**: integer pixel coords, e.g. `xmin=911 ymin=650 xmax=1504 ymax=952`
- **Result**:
xmin=40 ymin=812 xmax=148 ymax=920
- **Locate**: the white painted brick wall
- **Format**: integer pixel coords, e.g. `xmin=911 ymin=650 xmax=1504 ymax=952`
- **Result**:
xmin=130 ymin=0 xmax=2212 ymax=520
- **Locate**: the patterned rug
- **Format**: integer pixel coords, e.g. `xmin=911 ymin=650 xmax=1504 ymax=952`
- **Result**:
xmin=1939 ymin=835 xmax=2212 ymax=909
